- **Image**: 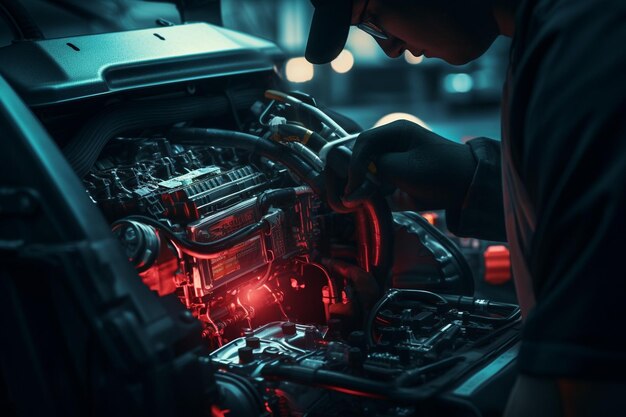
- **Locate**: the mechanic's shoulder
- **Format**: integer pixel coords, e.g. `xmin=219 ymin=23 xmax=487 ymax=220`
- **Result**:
xmin=520 ymin=0 xmax=626 ymax=63
xmin=533 ymin=0 xmax=626 ymax=30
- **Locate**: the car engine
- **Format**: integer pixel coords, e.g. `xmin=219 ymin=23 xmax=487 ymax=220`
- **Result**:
xmin=0 ymin=21 xmax=520 ymax=417
xmin=83 ymin=128 xmax=520 ymax=416
xmin=86 ymin=134 xmax=323 ymax=347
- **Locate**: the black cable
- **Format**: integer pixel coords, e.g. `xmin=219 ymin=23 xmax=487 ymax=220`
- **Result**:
xmin=469 ymin=309 xmax=521 ymax=324
xmin=263 ymin=359 xmax=487 ymax=413
xmin=115 ymin=215 xmax=267 ymax=260
xmin=262 ymin=364 xmax=437 ymax=404
xmin=441 ymin=295 xmax=521 ymax=323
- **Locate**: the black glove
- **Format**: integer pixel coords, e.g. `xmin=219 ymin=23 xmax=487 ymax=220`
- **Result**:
xmin=344 ymin=120 xmax=477 ymax=211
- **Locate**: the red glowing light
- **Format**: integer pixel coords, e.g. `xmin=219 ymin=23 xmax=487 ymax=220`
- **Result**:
xmin=210 ymin=405 xmax=231 ymax=417
xmin=320 ymin=384 xmax=387 ymax=400
xmin=290 ymin=277 xmax=305 ymax=289
xmin=363 ymin=201 xmax=382 ymax=267
xmin=421 ymin=212 xmax=439 ymax=226
xmin=246 ymin=287 xmax=264 ymax=304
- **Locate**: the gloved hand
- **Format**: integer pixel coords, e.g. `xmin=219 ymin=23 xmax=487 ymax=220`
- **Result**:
xmin=344 ymin=120 xmax=477 ymax=211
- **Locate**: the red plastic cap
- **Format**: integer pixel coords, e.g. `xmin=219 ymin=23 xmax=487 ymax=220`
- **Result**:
xmin=484 ymin=245 xmax=512 ymax=285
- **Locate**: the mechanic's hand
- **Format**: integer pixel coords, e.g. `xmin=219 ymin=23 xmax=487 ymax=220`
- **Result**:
xmin=344 ymin=120 xmax=477 ymax=211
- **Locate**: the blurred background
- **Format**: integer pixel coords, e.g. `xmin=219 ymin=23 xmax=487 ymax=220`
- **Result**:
xmin=223 ymin=0 xmax=510 ymax=142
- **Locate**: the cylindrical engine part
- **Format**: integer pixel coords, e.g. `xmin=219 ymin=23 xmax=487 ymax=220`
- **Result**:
xmin=111 ymin=220 xmax=160 ymax=272
xmin=112 ymin=219 xmax=182 ymax=296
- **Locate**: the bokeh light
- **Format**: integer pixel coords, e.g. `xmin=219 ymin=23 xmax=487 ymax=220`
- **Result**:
xmin=346 ymin=27 xmax=379 ymax=62
xmin=374 ymin=112 xmax=431 ymax=130
xmin=404 ymin=50 xmax=424 ymax=65
xmin=444 ymin=73 xmax=474 ymax=93
xmin=331 ymin=49 xmax=355 ymax=74
xmin=285 ymin=57 xmax=314 ymax=83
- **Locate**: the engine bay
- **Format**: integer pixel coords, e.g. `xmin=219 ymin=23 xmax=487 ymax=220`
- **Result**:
xmin=77 ymin=93 xmax=521 ymax=416
xmin=0 ymin=22 xmax=520 ymax=417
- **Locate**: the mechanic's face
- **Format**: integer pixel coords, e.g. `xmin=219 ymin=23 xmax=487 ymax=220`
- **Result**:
xmin=351 ymin=0 xmax=500 ymax=65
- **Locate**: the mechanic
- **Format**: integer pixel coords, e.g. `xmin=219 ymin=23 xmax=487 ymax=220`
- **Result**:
xmin=304 ymin=0 xmax=626 ymax=415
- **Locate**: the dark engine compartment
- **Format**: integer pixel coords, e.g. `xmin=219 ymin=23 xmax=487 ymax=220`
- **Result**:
xmin=0 ymin=21 xmax=519 ymax=417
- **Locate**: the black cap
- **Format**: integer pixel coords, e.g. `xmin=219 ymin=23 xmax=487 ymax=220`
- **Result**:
xmin=305 ymin=0 xmax=353 ymax=64
xmin=245 ymin=336 xmax=261 ymax=349
xmin=238 ymin=347 xmax=255 ymax=364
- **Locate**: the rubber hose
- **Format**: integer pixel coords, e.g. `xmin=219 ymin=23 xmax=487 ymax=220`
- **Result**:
xmin=118 ymin=215 xmax=267 ymax=260
xmin=262 ymin=364 xmax=437 ymax=404
xmin=440 ymin=294 xmax=521 ymax=323
xmin=257 ymin=188 xmax=297 ymax=212
xmin=274 ymin=123 xmax=327 ymax=152
xmin=302 ymin=130 xmax=327 ymax=152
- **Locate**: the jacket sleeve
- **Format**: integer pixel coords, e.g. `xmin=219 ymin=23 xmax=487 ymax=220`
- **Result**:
xmin=446 ymin=137 xmax=506 ymax=242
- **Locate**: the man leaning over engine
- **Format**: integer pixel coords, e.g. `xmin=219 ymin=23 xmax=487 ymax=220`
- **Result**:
xmin=305 ymin=0 xmax=626 ymax=415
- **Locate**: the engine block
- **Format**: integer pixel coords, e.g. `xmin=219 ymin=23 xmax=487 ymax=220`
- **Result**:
xmin=86 ymin=136 xmax=320 ymax=344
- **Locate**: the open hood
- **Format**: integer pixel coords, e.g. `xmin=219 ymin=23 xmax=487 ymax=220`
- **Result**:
xmin=0 ymin=22 xmax=283 ymax=107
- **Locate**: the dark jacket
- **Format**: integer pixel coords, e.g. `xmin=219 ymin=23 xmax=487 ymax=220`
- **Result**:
xmin=450 ymin=0 xmax=626 ymax=379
